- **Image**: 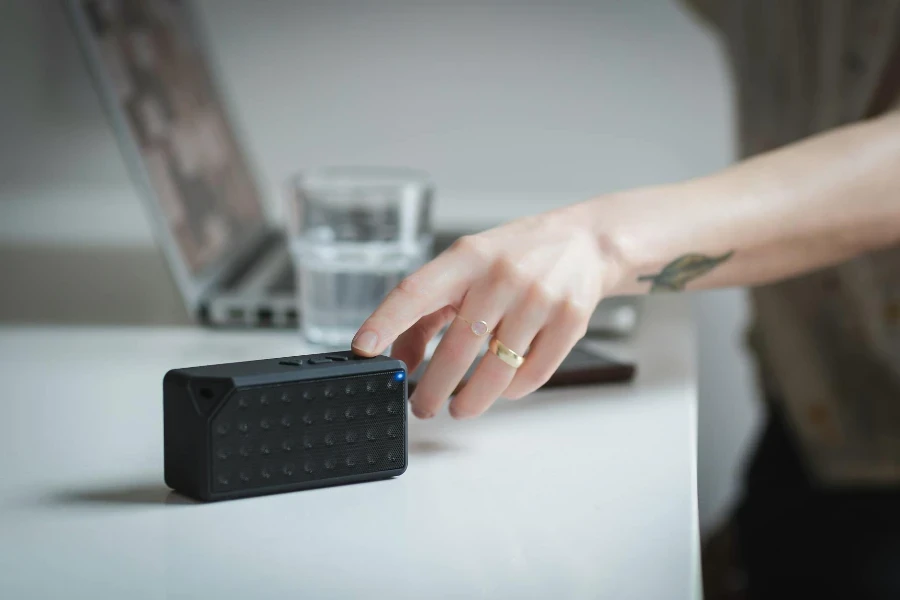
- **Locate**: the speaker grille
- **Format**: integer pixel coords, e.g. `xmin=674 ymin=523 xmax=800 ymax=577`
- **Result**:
xmin=210 ymin=370 xmax=406 ymax=493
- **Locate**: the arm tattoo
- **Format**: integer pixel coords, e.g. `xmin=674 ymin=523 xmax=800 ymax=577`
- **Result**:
xmin=637 ymin=251 xmax=734 ymax=293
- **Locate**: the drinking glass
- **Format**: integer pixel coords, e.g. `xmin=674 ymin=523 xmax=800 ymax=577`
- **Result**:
xmin=288 ymin=166 xmax=434 ymax=347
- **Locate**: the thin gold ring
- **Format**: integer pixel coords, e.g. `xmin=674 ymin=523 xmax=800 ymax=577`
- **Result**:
xmin=456 ymin=315 xmax=492 ymax=337
xmin=489 ymin=338 xmax=526 ymax=369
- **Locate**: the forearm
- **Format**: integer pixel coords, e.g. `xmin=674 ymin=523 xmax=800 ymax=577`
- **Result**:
xmin=581 ymin=111 xmax=900 ymax=296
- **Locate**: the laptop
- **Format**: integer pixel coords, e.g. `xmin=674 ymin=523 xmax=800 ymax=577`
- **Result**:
xmin=65 ymin=0 xmax=642 ymax=336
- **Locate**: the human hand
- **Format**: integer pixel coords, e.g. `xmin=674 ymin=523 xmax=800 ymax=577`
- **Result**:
xmin=351 ymin=205 xmax=619 ymax=419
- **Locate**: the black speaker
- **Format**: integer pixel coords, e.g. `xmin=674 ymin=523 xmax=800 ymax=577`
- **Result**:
xmin=164 ymin=351 xmax=408 ymax=501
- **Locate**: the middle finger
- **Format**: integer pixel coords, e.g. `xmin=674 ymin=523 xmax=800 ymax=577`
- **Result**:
xmin=449 ymin=284 xmax=552 ymax=418
xmin=409 ymin=265 xmax=521 ymax=418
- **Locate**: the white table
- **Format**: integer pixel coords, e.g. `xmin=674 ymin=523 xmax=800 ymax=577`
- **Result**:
xmin=0 ymin=295 xmax=699 ymax=600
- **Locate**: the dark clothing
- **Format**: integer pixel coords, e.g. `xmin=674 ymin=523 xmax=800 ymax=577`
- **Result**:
xmin=685 ymin=1 xmax=900 ymax=596
xmin=687 ymin=0 xmax=900 ymax=487
xmin=734 ymin=404 xmax=900 ymax=599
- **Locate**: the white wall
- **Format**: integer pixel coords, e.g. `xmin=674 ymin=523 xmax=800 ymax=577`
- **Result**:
xmin=0 ymin=0 xmax=760 ymax=533
xmin=2 ymin=0 xmax=734 ymax=236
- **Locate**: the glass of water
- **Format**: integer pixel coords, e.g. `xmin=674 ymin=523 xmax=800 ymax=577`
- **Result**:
xmin=288 ymin=166 xmax=434 ymax=347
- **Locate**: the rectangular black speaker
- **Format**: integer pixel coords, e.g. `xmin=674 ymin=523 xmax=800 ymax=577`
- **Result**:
xmin=163 ymin=351 xmax=408 ymax=501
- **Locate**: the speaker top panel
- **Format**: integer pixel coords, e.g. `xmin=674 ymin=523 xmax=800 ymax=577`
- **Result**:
xmin=167 ymin=351 xmax=407 ymax=389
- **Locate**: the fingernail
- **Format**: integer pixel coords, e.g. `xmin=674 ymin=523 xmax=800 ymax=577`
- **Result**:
xmin=409 ymin=394 xmax=433 ymax=419
xmin=352 ymin=330 xmax=378 ymax=354
xmin=412 ymin=406 xmax=434 ymax=419
xmin=449 ymin=405 xmax=475 ymax=420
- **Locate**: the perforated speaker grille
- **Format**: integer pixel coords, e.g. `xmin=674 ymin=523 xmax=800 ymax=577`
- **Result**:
xmin=209 ymin=371 xmax=406 ymax=493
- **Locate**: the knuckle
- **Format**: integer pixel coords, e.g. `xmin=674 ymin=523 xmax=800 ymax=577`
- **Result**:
xmin=573 ymin=321 xmax=590 ymax=341
xmin=491 ymin=255 xmax=527 ymax=287
xmin=524 ymin=283 xmax=556 ymax=312
xmin=559 ymin=297 xmax=593 ymax=329
xmin=452 ymin=235 xmax=491 ymax=260
xmin=396 ymin=274 xmax=426 ymax=299
xmin=573 ymin=317 xmax=592 ymax=341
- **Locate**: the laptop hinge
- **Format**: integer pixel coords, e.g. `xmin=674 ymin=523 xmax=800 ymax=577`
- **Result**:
xmin=213 ymin=229 xmax=284 ymax=293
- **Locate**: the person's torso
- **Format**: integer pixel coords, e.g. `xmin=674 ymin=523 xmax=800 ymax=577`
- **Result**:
xmin=689 ymin=0 xmax=900 ymax=485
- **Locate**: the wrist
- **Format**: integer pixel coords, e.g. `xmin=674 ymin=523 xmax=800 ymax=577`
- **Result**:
xmin=570 ymin=182 xmax=702 ymax=297
xmin=581 ymin=177 xmax=746 ymax=295
xmin=560 ymin=196 xmax=635 ymax=297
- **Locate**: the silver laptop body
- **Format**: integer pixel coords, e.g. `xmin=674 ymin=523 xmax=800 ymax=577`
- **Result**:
xmin=65 ymin=0 xmax=298 ymax=328
xmin=65 ymin=0 xmax=641 ymax=336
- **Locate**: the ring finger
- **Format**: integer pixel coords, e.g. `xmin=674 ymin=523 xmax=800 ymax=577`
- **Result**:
xmin=449 ymin=285 xmax=553 ymax=419
xmin=409 ymin=266 xmax=520 ymax=419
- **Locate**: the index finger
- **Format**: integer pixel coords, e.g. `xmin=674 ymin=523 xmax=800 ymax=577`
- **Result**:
xmin=351 ymin=249 xmax=475 ymax=357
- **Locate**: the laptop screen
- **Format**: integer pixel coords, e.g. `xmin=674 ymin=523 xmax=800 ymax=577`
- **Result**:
xmin=80 ymin=0 xmax=266 ymax=275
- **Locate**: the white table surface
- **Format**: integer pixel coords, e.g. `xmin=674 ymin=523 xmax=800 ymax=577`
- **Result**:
xmin=0 ymin=295 xmax=699 ymax=600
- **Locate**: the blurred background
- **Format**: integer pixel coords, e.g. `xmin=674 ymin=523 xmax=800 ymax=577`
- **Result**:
xmin=0 ymin=0 xmax=760 ymax=535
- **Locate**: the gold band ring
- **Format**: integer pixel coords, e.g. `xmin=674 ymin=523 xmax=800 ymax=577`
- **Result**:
xmin=489 ymin=338 xmax=526 ymax=369
xmin=456 ymin=315 xmax=492 ymax=337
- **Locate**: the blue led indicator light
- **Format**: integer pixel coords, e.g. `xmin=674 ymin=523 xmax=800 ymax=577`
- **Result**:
xmin=394 ymin=371 xmax=406 ymax=381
